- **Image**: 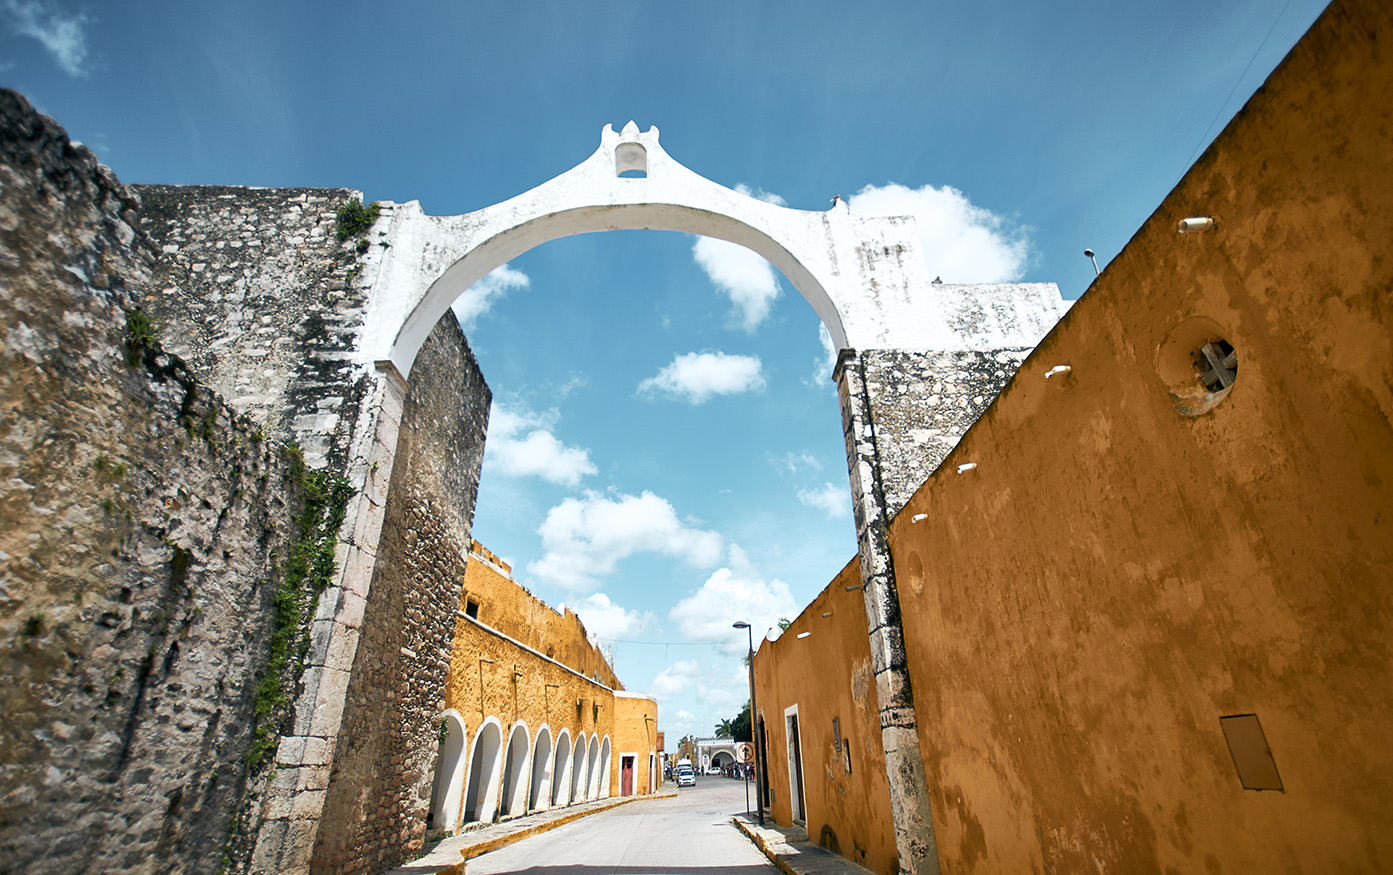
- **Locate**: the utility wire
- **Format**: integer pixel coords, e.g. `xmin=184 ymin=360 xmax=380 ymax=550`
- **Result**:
xmin=1178 ymin=0 xmax=1292 ymax=182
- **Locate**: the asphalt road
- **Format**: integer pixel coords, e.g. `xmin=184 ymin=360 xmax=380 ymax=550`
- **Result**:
xmin=466 ymin=776 xmax=776 ymax=875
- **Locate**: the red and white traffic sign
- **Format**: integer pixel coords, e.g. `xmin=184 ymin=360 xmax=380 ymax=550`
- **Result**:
xmin=735 ymin=742 xmax=754 ymax=763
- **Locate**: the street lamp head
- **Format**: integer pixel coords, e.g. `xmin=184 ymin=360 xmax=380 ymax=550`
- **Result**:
xmin=732 ymin=621 xmax=750 ymax=629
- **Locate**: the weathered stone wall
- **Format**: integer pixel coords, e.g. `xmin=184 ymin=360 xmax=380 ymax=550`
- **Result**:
xmin=137 ymin=185 xmax=379 ymax=470
xmin=0 ymin=90 xmax=307 ymax=875
xmin=309 ymin=315 xmax=490 ymax=875
xmin=858 ymin=348 xmax=1033 ymax=516
xmin=754 ymin=559 xmax=898 ymax=875
xmin=890 ymin=0 xmax=1393 ymax=870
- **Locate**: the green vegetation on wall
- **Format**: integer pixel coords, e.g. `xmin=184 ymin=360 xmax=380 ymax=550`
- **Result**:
xmin=335 ymin=198 xmax=381 ymax=241
xmin=245 ymin=443 xmax=353 ymax=769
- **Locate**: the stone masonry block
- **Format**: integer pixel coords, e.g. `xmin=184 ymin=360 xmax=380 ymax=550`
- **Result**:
xmin=292 ymin=665 xmax=325 ymax=737
xmin=280 ymin=818 xmax=321 ymax=873
xmin=335 ymin=588 xmax=368 ymax=629
xmin=307 ymin=666 xmax=352 ymax=739
xmin=276 ymin=735 xmax=307 ymax=767
xmin=348 ymin=491 xmax=387 ymax=553
xmin=339 ymin=542 xmax=380 ymax=601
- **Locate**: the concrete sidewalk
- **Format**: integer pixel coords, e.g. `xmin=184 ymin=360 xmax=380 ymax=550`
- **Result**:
xmin=380 ymin=791 xmax=679 ymax=875
xmin=733 ymin=814 xmax=880 ymax=875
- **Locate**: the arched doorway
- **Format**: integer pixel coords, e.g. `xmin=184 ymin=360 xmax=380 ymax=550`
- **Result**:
xmin=552 ymin=730 xmax=573 ymax=807
xmin=597 ymin=736 xmax=612 ymax=798
xmin=499 ymin=722 xmax=530 ymax=819
xmin=427 ymin=711 xmax=467 ymax=833
xmin=585 ymin=735 xmax=602 ymax=801
xmin=529 ymin=727 xmax=553 ymax=812
xmin=570 ymin=733 xmax=588 ymax=805
xmin=463 ymin=719 xmax=503 ymax=825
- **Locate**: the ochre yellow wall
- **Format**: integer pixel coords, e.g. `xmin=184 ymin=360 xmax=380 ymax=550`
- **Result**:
xmin=612 ymin=693 xmax=660 ymax=795
xmin=439 ymin=547 xmax=661 ymax=831
xmin=754 ymin=559 xmax=898 ymax=875
xmin=460 ymin=544 xmax=622 ymax=690
xmin=888 ymin=1 xmax=1393 ymax=871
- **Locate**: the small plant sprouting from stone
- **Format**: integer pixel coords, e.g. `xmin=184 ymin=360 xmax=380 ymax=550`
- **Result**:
xmin=355 ymin=237 xmax=370 ymax=254
xmin=124 ymin=307 xmax=158 ymax=367
xmin=245 ymin=443 xmax=353 ymax=770
xmin=21 ymin=615 xmax=44 ymax=637
xmin=439 ymin=717 xmax=450 ymax=744
xmin=335 ymin=199 xmax=380 ymax=241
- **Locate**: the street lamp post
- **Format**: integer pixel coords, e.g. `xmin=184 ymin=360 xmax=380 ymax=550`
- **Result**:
xmin=732 ymin=621 xmax=764 ymax=826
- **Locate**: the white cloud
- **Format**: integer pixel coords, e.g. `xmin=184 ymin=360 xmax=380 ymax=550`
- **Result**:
xmin=529 ymin=490 xmax=724 ymax=591
xmin=804 ymin=323 xmax=839 ymax=388
xmin=650 ymin=660 xmax=701 ymax=699
xmin=847 ymin=183 xmax=1029 ymax=283
xmin=668 ymin=546 xmax=798 ymax=655
xmin=450 ymin=263 xmax=530 ymax=331
xmin=692 ymin=237 xmax=781 ymax=332
xmin=778 ymin=452 xmax=822 ymax=475
xmin=797 ymin=482 xmax=851 ymax=519
xmin=691 ymin=184 xmax=786 ymax=332
xmin=637 ymin=351 xmax=765 ymax=404
xmin=486 ymin=406 xmax=596 ymax=487
xmin=735 ymin=183 xmax=787 ymax=207
xmin=3 ymin=0 xmax=90 ymax=77
xmin=568 ymin=592 xmax=654 ymax=644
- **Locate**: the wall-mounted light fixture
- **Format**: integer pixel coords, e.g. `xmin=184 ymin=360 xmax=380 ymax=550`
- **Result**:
xmin=1045 ymin=365 xmax=1072 ymax=380
xmin=1084 ymin=249 xmax=1100 ymax=276
xmin=957 ymin=462 xmax=977 ymax=474
xmin=1178 ymin=216 xmax=1215 ymax=233
xmin=796 ymin=632 xmax=811 ymax=640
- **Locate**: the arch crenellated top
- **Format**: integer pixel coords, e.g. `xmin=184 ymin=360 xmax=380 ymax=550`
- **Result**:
xmin=358 ymin=121 xmax=1067 ymax=378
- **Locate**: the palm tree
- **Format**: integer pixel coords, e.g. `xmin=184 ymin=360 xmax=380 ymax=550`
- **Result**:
xmin=715 ymin=718 xmax=735 ymax=738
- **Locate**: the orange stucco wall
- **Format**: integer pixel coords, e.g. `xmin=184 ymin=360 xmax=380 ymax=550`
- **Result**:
xmin=754 ymin=559 xmax=898 ymax=875
xmin=437 ymin=547 xmax=658 ymax=833
xmin=612 ymin=693 xmax=660 ymax=795
xmin=460 ymin=543 xmax=622 ymax=690
xmin=888 ymin=1 xmax=1393 ymax=871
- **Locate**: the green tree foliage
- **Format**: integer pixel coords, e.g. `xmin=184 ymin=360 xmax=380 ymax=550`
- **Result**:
xmin=717 ymin=702 xmax=754 ymax=742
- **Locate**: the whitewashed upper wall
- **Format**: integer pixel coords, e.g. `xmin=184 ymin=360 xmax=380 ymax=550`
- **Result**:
xmin=355 ymin=122 xmax=1067 ymax=377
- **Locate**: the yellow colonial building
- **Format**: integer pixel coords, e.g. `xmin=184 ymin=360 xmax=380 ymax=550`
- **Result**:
xmin=428 ymin=542 xmax=660 ymax=833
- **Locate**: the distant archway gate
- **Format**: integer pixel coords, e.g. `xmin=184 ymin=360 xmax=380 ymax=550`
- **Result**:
xmin=263 ymin=124 xmax=1063 ymax=875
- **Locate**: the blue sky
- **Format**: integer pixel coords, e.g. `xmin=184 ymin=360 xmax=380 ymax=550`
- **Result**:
xmin=3 ymin=0 xmax=1330 ymax=741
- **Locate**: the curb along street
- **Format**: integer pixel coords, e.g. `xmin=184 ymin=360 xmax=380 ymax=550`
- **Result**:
xmin=733 ymin=814 xmax=880 ymax=875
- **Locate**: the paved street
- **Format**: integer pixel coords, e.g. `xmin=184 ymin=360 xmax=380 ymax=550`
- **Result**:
xmin=466 ymin=776 xmax=775 ymax=875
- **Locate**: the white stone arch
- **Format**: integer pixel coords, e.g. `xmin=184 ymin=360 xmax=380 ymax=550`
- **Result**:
xmin=428 ymin=710 xmax=468 ymax=833
xmin=585 ymin=735 xmax=602 ymax=801
xmin=551 ymin=729 xmax=574 ymax=807
xmin=361 ymin=123 xmax=1069 ymax=380
xmin=598 ymin=735 xmax=612 ymax=798
xmin=529 ymin=724 xmax=554 ymax=812
xmin=463 ymin=716 xmax=504 ymax=825
xmin=570 ymin=732 xmax=588 ymax=805
xmin=499 ymin=721 xmax=531 ymax=819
